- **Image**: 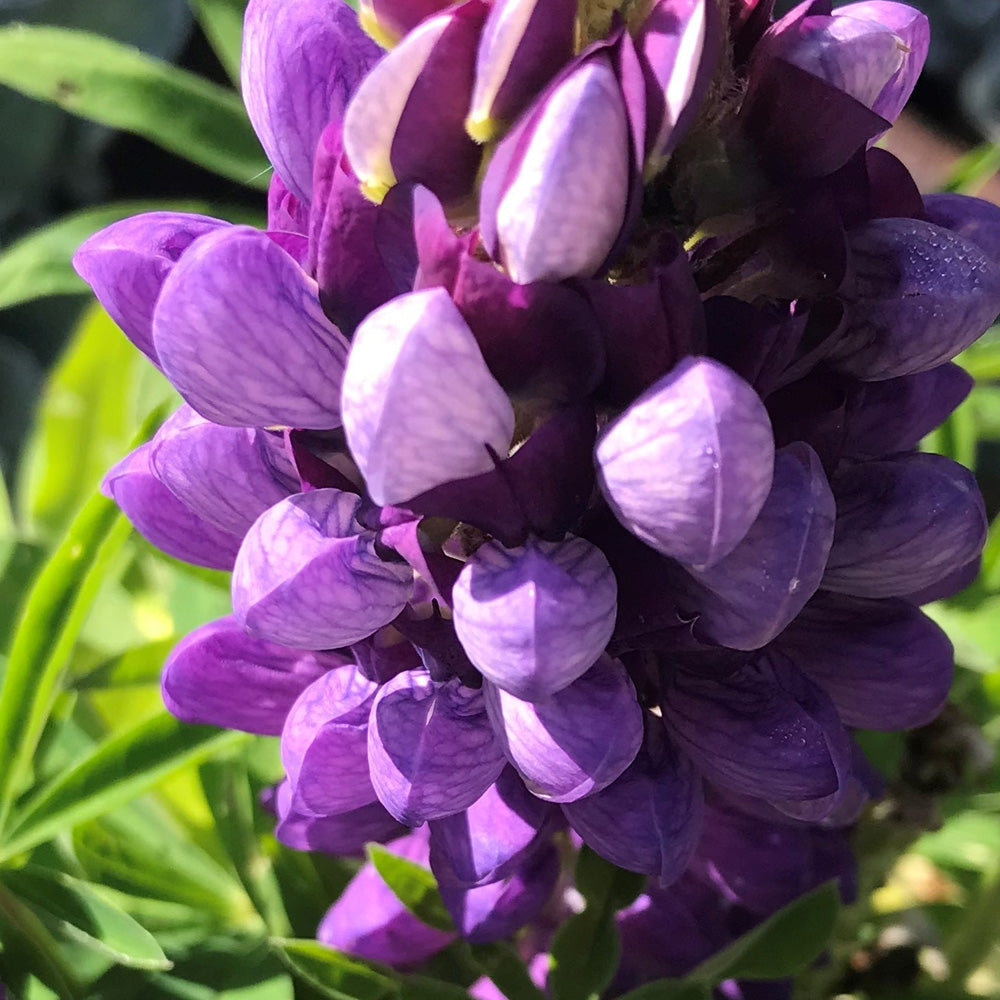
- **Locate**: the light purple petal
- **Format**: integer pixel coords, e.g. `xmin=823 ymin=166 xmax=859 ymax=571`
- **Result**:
xmin=824 ymin=453 xmax=987 ymax=598
xmin=275 ymin=786 xmax=406 ymax=855
xmin=242 ymin=0 xmax=381 ymax=204
xmin=681 ymin=443 xmax=836 ymax=650
xmin=452 ymin=535 xmax=617 ymax=699
xmin=281 ymin=665 xmax=380 ymax=814
xmin=149 ymin=405 xmax=293 ymax=536
xmin=368 ymin=672 xmax=507 ymax=824
xmin=153 ymin=226 xmax=350 ymax=428
xmin=483 ymin=655 xmax=643 ymax=802
xmin=831 ymin=218 xmax=1000 ymax=380
xmin=482 ymin=53 xmax=630 ymax=284
xmin=102 ymin=443 xmax=241 ymax=569
xmin=661 ymin=653 xmax=852 ymax=809
xmin=72 ymin=212 xmax=229 ymax=364
xmin=773 ymin=591 xmax=953 ymax=729
xmin=596 ymin=356 xmax=775 ymax=569
xmin=562 ymin=723 xmax=703 ymax=880
xmin=161 ymin=616 xmax=339 ymax=734
xmin=428 ymin=768 xmax=560 ymax=887
xmin=342 ymin=287 xmax=515 ymax=505
xmin=232 ymin=489 xmax=413 ymax=649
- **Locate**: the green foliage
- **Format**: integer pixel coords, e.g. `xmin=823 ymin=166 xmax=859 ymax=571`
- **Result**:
xmin=366 ymin=843 xmax=455 ymax=933
xmin=0 ymin=25 xmax=269 ymax=188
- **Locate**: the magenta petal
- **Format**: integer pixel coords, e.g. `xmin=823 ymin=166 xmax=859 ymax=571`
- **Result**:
xmin=661 ymin=654 xmax=852 ymax=809
xmin=368 ymin=672 xmax=507 ymax=824
xmin=149 ymin=405 xmax=292 ymax=535
xmin=682 ymin=443 xmax=836 ymax=650
xmin=562 ymin=724 xmax=703 ymax=881
xmin=242 ymin=0 xmax=381 ymax=204
xmin=72 ymin=212 xmax=228 ymax=364
xmin=275 ymin=786 xmax=406 ymax=856
xmin=342 ymin=287 xmax=515 ymax=506
xmin=153 ymin=226 xmax=350 ymax=428
xmin=483 ymin=655 xmax=643 ymax=802
xmin=359 ymin=0 xmax=457 ymax=43
xmin=428 ymin=768 xmax=560 ymax=887
xmin=281 ymin=665 xmax=380 ymax=814
xmin=317 ymin=829 xmax=455 ymax=965
xmin=824 ymin=453 xmax=987 ymax=599
xmin=232 ymin=489 xmax=413 ymax=649
xmin=596 ymin=356 xmax=775 ymax=569
xmin=773 ymin=592 xmax=953 ymax=729
xmin=452 ymin=535 xmax=617 ymax=699
xmin=102 ymin=444 xmax=241 ymax=569
xmin=161 ymin=616 xmax=338 ymax=735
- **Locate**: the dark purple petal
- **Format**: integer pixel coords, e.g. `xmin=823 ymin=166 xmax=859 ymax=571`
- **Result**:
xmin=153 ymin=226 xmax=350 ymax=428
xmin=483 ymin=655 xmax=643 ymax=802
xmin=773 ymin=591 xmax=953 ymax=729
xmin=281 ymin=665 xmax=380 ymax=814
xmin=429 ymin=768 xmax=560 ymax=887
xmin=341 ymin=287 xmax=515 ymax=505
xmin=661 ymin=653 xmax=852 ymax=810
xmin=242 ymin=0 xmax=381 ymax=204
xmin=345 ymin=1 xmax=487 ymax=207
xmin=824 ymin=454 xmax=987 ymax=598
xmin=638 ymin=0 xmax=722 ymax=167
xmin=149 ymin=405 xmax=292 ymax=536
xmin=924 ymin=192 xmax=1000 ymax=266
xmin=275 ymin=787 xmax=406 ymax=855
xmin=102 ymin=443 xmax=241 ymax=569
xmin=842 ymin=363 xmax=973 ymax=458
xmin=359 ymin=0 xmax=456 ymax=45
xmin=452 ymin=536 xmax=617 ymax=699
xmin=467 ymin=0 xmax=576 ymax=141
xmin=441 ymin=842 xmax=560 ymax=943
xmin=596 ymin=356 xmax=775 ymax=569
xmin=480 ymin=51 xmax=630 ymax=284
xmin=368 ymin=672 xmax=507 ymax=824
xmin=72 ymin=212 xmax=228 ymax=364
xmin=161 ymin=616 xmax=338 ymax=734
xmin=562 ymin=723 xmax=703 ymax=880
xmin=232 ymin=489 xmax=413 ymax=649
xmin=680 ymin=443 xmax=836 ymax=650
xmin=904 ymin=558 xmax=980 ymax=605
xmin=831 ymin=218 xmax=1000 ymax=380
xmin=317 ymin=828 xmax=455 ymax=965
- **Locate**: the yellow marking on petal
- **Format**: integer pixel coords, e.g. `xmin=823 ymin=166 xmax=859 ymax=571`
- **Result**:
xmin=466 ymin=112 xmax=503 ymax=144
xmin=360 ymin=176 xmax=392 ymax=204
xmin=359 ymin=7 xmax=400 ymax=49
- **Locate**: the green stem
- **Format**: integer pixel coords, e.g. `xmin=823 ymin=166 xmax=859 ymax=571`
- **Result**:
xmin=945 ymin=864 xmax=1000 ymax=988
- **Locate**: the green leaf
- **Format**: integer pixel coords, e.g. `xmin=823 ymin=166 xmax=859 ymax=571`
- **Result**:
xmin=366 ymin=842 xmax=455 ymax=933
xmin=0 ymin=713 xmax=248 ymax=861
xmin=188 ymin=0 xmax=246 ymax=84
xmin=612 ymin=981 xmax=712 ymax=1000
xmin=0 ymin=489 xmax=130 ymax=833
xmin=0 ymin=201 xmax=214 ymax=312
xmin=942 ymin=143 xmax=1000 ymax=196
xmin=17 ymin=303 xmax=175 ymax=536
xmin=271 ymin=938 xmax=399 ymax=1000
xmin=0 ymin=25 xmax=269 ymax=188
xmin=468 ymin=944 xmax=548 ymax=1000
xmin=691 ymin=881 xmax=840 ymax=982
xmin=1 ymin=865 xmax=170 ymax=970
xmin=74 ymin=638 xmax=176 ymax=689
xmin=956 ymin=326 xmax=1000 ymax=381
xmin=400 ymin=977 xmax=473 ymax=1000
xmin=573 ymin=847 xmax=646 ymax=910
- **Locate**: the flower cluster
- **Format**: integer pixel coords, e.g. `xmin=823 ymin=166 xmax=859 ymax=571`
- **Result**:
xmin=75 ymin=0 xmax=999 ymax=978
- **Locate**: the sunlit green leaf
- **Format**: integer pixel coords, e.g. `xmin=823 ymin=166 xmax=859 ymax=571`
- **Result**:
xmin=74 ymin=638 xmax=176 ymax=689
xmin=1 ymin=865 xmax=170 ymax=970
xmin=926 ymin=598 xmax=1000 ymax=674
xmin=942 ymin=143 xmax=1000 ymax=197
xmin=188 ymin=0 xmax=246 ymax=84
xmin=0 ymin=25 xmax=269 ymax=187
xmin=271 ymin=938 xmax=399 ymax=1000
xmin=366 ymin=842 xmax=455 ymax=933
xmin=1 ymin=713 xmax=248 ymax=861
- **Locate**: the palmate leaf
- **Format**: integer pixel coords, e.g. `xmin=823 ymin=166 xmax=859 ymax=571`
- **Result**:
xmin=0 ymin=25 xmax=269 ymax=188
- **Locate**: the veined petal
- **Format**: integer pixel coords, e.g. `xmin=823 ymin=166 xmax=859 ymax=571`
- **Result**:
xmin=483 ymin=655 xmax=643 ymax=802
xmin=596 ymin=356 xmax=775 ymax=569
xmin=154 ymin=227 xmax=350 ymax=428
xmin=149 ymin=405 xmax=293 ymax=536
xmin=452 ymin=535 xmax=617 ymax=699
xmin=72 ymin=212 xmax=228 ymax=364
xmin=342 ymin=287 xmax=515 ymax=505
xmin=368 ymin=672 xmax=507 ymax=824
xmin=242 ymin=0 xmax=381 ymax=204
xmin=232 ymin=489 xmax=414 ymax=649
xmin=924 ymin=192 xmax=1000 ymax=265
xmin=275 ymin=785 xmax=405 ymax=855
xmin=161 ymin=616 xmax=338 ymax=734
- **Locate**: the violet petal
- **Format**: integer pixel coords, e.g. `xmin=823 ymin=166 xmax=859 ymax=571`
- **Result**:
xmin=276 ymin=789 xmax=407 ymax=856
